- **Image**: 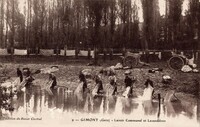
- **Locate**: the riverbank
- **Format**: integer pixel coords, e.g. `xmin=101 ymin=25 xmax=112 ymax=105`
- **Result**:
xmin=0 ymin=56 xmax=199 ymax=103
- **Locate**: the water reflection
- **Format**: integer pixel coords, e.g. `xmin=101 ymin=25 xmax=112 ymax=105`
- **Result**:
xmin=0 ymin=86 xmax=199 ymax=126
xmin=143 ymin=100 xmax=158 ymax=116
xmin=163 ymin=100 xmax=196 ymax=119
xmin=197 ymin=97 xmax=200 ymax=123
xmin=121 ymin=98 xmax=139 ymax=114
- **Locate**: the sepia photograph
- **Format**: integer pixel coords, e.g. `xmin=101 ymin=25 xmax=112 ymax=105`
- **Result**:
xmin=0 ymin=0 xmax=200 ymax=127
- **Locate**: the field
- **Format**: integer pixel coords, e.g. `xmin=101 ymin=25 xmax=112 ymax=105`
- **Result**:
xmin=0 ymin=55 xmax=199 ymax=102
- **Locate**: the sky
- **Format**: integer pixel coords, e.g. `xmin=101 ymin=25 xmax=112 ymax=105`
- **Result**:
xmin=18 ymin=0 xmax=190 ymax=22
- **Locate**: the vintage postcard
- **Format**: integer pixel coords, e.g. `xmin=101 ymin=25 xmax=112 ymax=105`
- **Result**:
xmin=0 ymin=0 xmax=199 ymax=127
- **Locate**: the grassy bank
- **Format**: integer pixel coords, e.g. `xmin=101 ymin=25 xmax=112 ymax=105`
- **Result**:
xmin=0 ymin=56 xmax=199 ymax=102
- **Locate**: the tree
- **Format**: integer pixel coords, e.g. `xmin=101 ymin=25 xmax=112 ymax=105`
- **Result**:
xmin=168 ymin=0 xmax=183 ymax=51
xmin=86 ymin=0 xmax=104 ymax=65
xmin=141 ymin=0 xmax=160 ymax=62
xmin=0 ymin=0 xmax=5 ymax=47
xmin=33 ymin=0 xmax=40 ymax=50
xmin=118 ymin=0 xmax=131 ymax=49
xmin=11 ymin=0 xmax=15 ymax=56
xmin=39 ymin=0 xmax=46 ymax=49
xmin=185 ymin=0 xmax=200 ymax=63
xmin=5 ymin=0 xmax=9 ymax=48
xmin=109 ymin=0 xmax=117 ymax=48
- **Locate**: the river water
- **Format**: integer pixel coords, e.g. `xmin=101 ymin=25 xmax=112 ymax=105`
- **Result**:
xmin=0 ymin=85 xmax=199 ymax=127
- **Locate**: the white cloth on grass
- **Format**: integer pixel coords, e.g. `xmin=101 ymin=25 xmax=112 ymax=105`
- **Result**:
xmin=79 ymin=50 xmax=88 ymax=57
xmin=14 ymin=49 xmax=27 ymax=55
xmin=0 ymin=49 xmax=8 ymax=55
xmin=60 ymin=50 xmax=76 ymax=56
xmin=40 ymin=49 xmax=54 ymax=56
xmin=181 ymin=65 xmax=192 ymax=72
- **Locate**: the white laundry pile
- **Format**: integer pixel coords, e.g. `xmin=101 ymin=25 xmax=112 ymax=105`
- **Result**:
xmin=181 ymin=65 xmax=193 ymax=72
xmin=181 ymin=57 xmax=199 ymax=73
xmin=40 ymin=66 xmax=59 ymax=74
xmin=114 ymin=63 xmax=123 ymax=70
xmin=82 ymin=69 xmax=92 ymax=78
xmin=162 ymin=75 xmax=172 ymax=84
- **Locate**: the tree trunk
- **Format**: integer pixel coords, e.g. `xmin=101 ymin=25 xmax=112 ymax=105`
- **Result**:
xmin=103 ymin=48 xmax=106 ymax=61
xmin=94 ymin=46 xmax=98 ymax=65
xmin=5 ymin=0 xmax=8 ymax=48
xmin=0 ymin=0 xmax=4 ymax=48
xmin=11 ymin=0 xmax=15 ymax=57
xmin=144 ymin=39 xmax=149 ymax=63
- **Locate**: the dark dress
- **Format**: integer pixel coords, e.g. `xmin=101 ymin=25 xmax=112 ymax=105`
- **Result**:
xmin=124 ymin=76 xmax=133 ymax=88
xmin=17 ymin=68 xmax=23 ymax=82
xmin=49 ymin=74 xmax=57 ymax=89
xmin=124 ymin=76 xmax=133 ymax=95
xmin=79 ymin=73 xmax=87 ymax=92
xmin=97 ymin=80 xmax=103 ymax=94
xmin=110 ymin=80 xmax=117 ymax=95
xmin=144 ymin=79 xmax=154 ymax=96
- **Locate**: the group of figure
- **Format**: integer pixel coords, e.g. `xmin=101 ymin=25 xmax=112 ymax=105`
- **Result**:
xmin=16 ymin=66 xmax=155 ymax=99
xmin=16 ymin=67 xmax=58 ymax=90
xmin=16 ymin=68 xmax=35 ymax=88
xmin=76 ymin=68 xmax=154 ymax=98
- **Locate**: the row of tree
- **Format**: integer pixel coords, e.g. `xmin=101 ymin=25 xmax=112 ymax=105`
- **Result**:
xmin=0 ymin=0 xmax=199 ymax=52
xmin=0 ymin=0 xmax=140 ymax=51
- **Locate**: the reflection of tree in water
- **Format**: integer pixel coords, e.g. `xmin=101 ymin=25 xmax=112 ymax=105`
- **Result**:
xmin=0 ymin=87 xmax=2 ymax=118
xmin=197 ymin=98 xmax=200 ymax=123
xmin=180 ymin=101 xmax=195 ymax=118
xmin=33 ymin=89 xmax=40 ymax=114
xmin=122 ymin=98 xmax=139 ymax=115
xmin=55 ymin=88 xmax=65 ymax=109
xmin=63 ymin=92 xmax=76 ymax=112
xmin=143 ymin=100 xmax=158 ymax=116
xmin=0 ymin=86 xmax=43 ymax=117
xmin=25 ymin=86 xmax=41 ymax=114
xmin=11 ymin=92 xmax=24 ymax=112
xmin=103 ymin=96 xmax=117 ymax=114
xmin=163 ymin=101 xmax=195 ymax=118
xmin=92 ymin=95 xmax=103 ymax=113
xmin=83 ymin=94 xmax=93 ymax=113
xmin=64 ymin=93 xmax=103 ymax=113
xmin=46 ymin=90 xmax=55 ymax=109
xmin=163 ymin=102 xmax=182 ymax=117
xmin=64 ymin=90 xmax=88 ymax=113
xmin=74 ymin=92 xmax=88 ymax=113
